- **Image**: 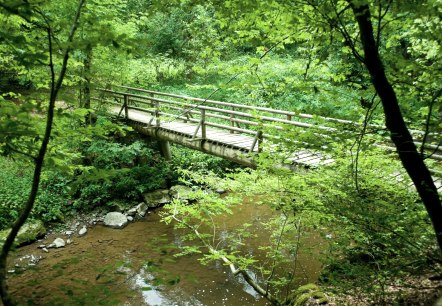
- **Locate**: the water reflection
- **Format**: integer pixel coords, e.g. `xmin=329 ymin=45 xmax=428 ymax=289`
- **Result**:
xmin=133 ymin=268 xmax=175 ymax=306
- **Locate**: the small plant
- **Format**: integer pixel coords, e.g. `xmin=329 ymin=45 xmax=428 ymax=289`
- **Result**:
xmin=171 ymin=145 xmax=238 ymax=177
xmin=72 ymin=139 xmax=173 ymax=209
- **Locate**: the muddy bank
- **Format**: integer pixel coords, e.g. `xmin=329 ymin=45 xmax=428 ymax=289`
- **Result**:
xmin=4 ymin=201 xmax=323 ymax=305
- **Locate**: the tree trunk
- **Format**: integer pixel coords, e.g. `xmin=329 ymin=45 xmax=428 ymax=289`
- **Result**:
xmin=350 ymin=1 xmax=442 ymax=251
xmin=82 ymin=43 xmax=93 ymax=124
xmin=83 ymin=43 xmax=92 ymax=109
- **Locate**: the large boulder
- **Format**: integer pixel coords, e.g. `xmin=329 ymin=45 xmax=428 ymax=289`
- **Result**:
xmin=103 ymin=212 xmax=128 ymax=229
xmin=169 ymin=185 xmax=197 ymax=202
xmin=0 ymin=220 xmax=46 ymax=247
xmin=142 ymin=189 xmax=171 ymax=208
xmin=136 ymin=202 xmax=149 ymax=217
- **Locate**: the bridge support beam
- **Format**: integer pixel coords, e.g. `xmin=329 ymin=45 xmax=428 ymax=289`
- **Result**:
xmin=131 ymin=123 xmax=256 ymax=167
xmin=158 ymin=140 xmax=172 ymax=161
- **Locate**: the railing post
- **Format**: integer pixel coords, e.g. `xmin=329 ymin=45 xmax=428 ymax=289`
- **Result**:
xmin=201 ymin=109 xmax=206 ymax=139
xmin=155 ymin=101 xmax=160 ymax=127
xmin=230 ymin=106 xmax=235 ymax=134
xmin=183 ymin=100 xmax=189 ymax=123
xmin=149 ymin=93 xmax=154 ymax=108
xmin=124 ymin=94 xmax=129 ymax=119
xmin=250 ymin=130 xmax=263 ymax=153
xmin=257 ymin=130 xmax=263 ymax=153
xmin=287 ymin=114 xmax=292 ymax=121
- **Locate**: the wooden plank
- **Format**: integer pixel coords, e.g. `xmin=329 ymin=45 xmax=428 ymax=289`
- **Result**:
xmin=222 ymin=141 xmax=254 ymax=148
xmin=206 ymin=130 xmax=247 ymax=137
xmin=302 ymin=157 xmax=323 ymax=166
xmin=211 ymin=134 xmax=254 ymax=142
xmin=319 ymin=158 xmax=335 ymax=165
xmin=214 ymin=134 xmax=254 ymax=142
xmin=217 ymin=142 xmax=254 ymax=149
xmin=296 ymin=154 xmax=320 ymax=163
xmin=161 ymin=122 xmax=196 ymax=130
xmin=288 ymin=152 xmax=313 ymax=161
xmin=298 ymin=153 xmax=321 ymax=161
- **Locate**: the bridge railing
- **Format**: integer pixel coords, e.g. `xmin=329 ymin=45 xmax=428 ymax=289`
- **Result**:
xmin=94 ymin=86 xmax=349 ymax=153
xmin=93 ymin=85 xmax=442 ymax=165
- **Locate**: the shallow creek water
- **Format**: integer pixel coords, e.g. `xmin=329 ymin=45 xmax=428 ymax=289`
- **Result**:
xmin=5 ymin=202 xmax=323 ymax=305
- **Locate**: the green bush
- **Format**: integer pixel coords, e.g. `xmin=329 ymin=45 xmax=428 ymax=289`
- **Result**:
xmin=72 ymin=140 xmax=172 ymax=209
xmin=0 ymin=158 xmax=71 ymax=229
xmin=171 ymin=145 xmax=239 ymax=177
xmin=301 ymin=153 xmax=438 ymax=304
xmin=0 ymin=158 xmax=31 ymax=229
xmin=34 ymin=171 xmax=71 ymax=222
xmin=219 ymin=141 xmax=438 ymax=304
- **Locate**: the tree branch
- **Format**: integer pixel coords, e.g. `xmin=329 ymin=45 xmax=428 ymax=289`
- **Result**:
xmin=421 ymin=88 xmax=442 ymax=157
xmin=170 ymin=201 xmax=281 ymax=305
xmin=375 ymin=0 xmax=391 ymax=50
xmin=5 ymin=144 xmax=36 ymax=161
xmin=351 ymin=93 xmax=380 ymax=192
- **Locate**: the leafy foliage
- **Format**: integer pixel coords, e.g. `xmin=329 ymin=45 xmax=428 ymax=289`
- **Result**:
xmin=0 ymin=158 xmax=32 ymax=229
xmin=0 ymin=132 xmax=76 ymax=229
xmin=171 ymin=145 xmax=239 ymax=177
xmin=1 ymin=0 xmax=441 ymax=304
xmin=162 ymin=136 xmax=438 ymax=304
xmin=72 ymin=139 xmax=172 ymax=209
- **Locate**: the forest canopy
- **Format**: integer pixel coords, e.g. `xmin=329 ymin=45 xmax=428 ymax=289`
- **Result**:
xmin=1 ymin=0 xmax=441 ymax=305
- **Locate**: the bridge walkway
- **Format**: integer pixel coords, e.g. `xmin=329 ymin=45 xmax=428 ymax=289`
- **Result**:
xmin=93 ymin=85 xmax=442 ymax=189
xmin=113 ymin=107 xmax=258 ymax=152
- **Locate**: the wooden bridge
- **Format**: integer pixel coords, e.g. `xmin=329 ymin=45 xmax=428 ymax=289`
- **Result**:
xmin=93 ymin=85 xmax=442 ymax=188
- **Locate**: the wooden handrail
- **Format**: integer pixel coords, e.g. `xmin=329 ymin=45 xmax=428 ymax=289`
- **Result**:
xmin=95 ymin=88 xmax=442 ymax=163
xmin=201 ymin=109 xmax=207 ymax=139
xmin=100 ymin=89 xmax=335 ymax=131
xmin=116 ymin=85 xmax=442 ymax=138
xmin=116 ymin=85 xmax=357 ymax=125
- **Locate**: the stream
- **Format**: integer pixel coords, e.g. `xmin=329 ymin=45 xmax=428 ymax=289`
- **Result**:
xmin=5 ymin=201 xmax=323 ymax=305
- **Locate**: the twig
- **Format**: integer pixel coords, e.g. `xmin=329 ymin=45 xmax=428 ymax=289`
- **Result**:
xmin=351 ymin=93 xmax=379 ymax=192
xmin=170 ymin=200 xmax=281 ymax=305
xmin=421 ymin=88 xmax=442 ymax=157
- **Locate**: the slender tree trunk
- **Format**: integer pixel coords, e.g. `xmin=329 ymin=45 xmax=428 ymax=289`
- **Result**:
xmin=0 ymin=2 xmax=85 ymax=304
xmin=83 ymin=43 xmax=93 ymax=124
xmin=83 ymin=43 xmax=92 ymax=108
xmin=350 ymin=1 xmax=442 ymax=251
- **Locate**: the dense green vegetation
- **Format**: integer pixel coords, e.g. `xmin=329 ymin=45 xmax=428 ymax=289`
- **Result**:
xmin=165 ymin=146 xmax=437 ymax=304
xmin=1 ymin=0 xmax=441 ymax=305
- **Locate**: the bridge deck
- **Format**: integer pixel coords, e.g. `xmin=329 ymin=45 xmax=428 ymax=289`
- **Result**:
xmin=108 ymin=106 xmax=330 ymax=167
xmin=111 ymin=107 xmax=258 ymax=152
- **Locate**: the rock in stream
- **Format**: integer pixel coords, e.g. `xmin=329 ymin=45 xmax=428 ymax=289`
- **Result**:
xmin=103 ymin=212 xmax=128 ymax=229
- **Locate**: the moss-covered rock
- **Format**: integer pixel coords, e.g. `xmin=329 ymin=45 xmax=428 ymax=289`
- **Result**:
xmin=287 ymin=283 xmax=329 ymax=306
xmin=106 ymin=199 xmax=132 ymax=212
xmin=0 ymin=220 xmax=46 ymax=247
xmin=169 ymin=185 xmax=197 ymax=201
xmin=143 ymin=189 xmax=171 ymax=208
